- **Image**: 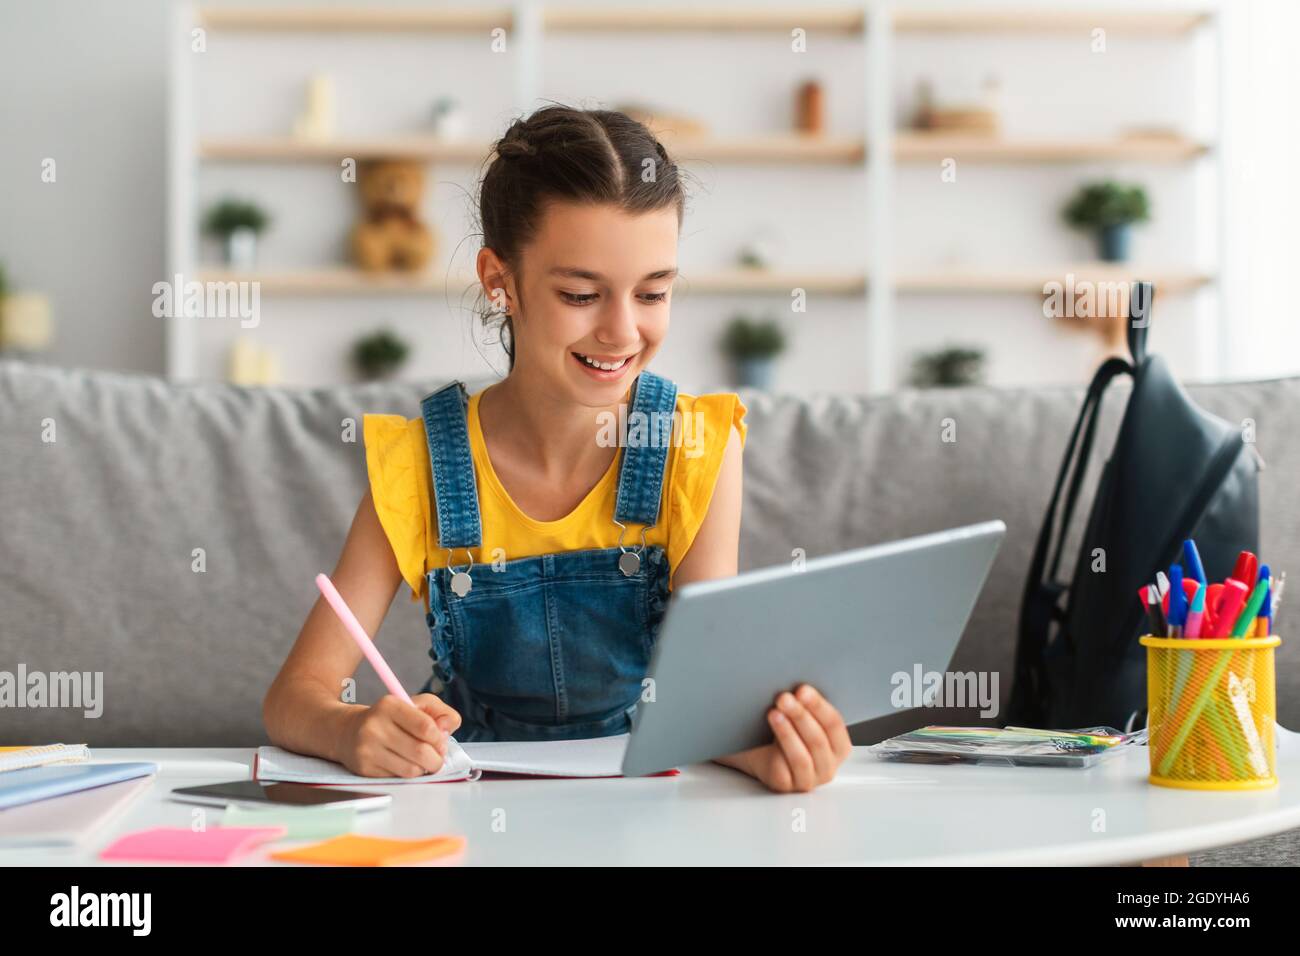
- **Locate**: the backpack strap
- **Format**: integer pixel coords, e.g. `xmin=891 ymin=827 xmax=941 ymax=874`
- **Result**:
xmin=1010 ymin=355 xmax=1132 ymax=723
xmin=1127 ymin=280 xmax=1153 ymax=367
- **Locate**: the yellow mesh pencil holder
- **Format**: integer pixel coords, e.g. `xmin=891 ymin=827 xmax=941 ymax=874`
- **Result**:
xmin=1141 ymin=634 xmax=1280 ymax=791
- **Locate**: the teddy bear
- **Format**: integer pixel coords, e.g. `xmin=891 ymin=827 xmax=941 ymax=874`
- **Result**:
xmin=352 ymin=159 xmax=435 ymax=272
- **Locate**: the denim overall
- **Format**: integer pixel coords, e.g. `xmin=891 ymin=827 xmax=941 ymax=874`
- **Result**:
xmin=417 ymin=371 xmax=678 ymax=742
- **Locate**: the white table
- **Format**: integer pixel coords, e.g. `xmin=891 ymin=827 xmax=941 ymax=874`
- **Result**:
xmin=7 ymin=730 xmax=1300 ymax=866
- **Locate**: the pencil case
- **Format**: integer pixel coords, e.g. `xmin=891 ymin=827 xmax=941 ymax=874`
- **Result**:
xmin=1141 ymin=634 xmax=1280 ymax=790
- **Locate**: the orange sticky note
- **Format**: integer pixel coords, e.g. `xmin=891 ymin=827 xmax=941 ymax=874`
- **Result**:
xmin=272 ymin=834 xmax=466 ymax=866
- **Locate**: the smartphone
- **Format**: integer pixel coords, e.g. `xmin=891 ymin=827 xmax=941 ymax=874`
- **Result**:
xmin=170 ymin=780 xmax=392 ymax=812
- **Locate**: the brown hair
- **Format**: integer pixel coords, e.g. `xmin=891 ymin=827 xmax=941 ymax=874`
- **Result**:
xmin=474 ymin=104 xmax=690 ymax=370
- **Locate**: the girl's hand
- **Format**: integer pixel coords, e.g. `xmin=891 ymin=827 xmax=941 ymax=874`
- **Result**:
xmin=718 ymin=684 xmax=852 ymax=793
xmin=337 ymin=693 xmax=462 ymax=778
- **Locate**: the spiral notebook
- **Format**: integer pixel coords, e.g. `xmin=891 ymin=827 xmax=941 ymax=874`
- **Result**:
xmin=253 ymin=734 xmax=671 ymax=785
xmin=0 ymin=744 xmax=91 ymax=774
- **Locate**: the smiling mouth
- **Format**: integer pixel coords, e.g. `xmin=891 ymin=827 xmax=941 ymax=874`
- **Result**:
xmin=572 ymin=351 xmax=636 ymax=372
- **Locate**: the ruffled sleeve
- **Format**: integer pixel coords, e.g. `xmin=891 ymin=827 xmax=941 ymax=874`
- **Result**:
xmin=665 ymin=392 xmax=748 ymax=588
xmin=363 ymin=414 xmax=431 ymax=603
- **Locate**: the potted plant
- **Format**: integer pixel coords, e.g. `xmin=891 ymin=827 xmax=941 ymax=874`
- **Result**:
xmin=353 ymin=328 xmax=410 ymax=381
xmin=1062 ymin=181 xmax=1150 ymax=263
xmin=721 ymin=315 xmax=786 ymax=389
xmin=909 ymin=345 xmax=986 ymax=388
xmin=203 ymin=198 xmax=270 ymax=269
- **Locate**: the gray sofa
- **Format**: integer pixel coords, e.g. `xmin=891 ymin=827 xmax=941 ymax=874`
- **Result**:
xmin=3 ymin=359 xmax=1297 ymax=864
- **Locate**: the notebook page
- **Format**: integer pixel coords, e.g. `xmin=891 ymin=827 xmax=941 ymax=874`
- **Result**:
xmin=461 ymin=734 xmax=630 ymax=777
xmin=256 ymin=737 xmax=477 ymax=785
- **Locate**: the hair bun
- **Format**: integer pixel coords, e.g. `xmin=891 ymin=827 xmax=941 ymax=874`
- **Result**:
xmin=497 ymin=137 xmax=538 ymax=159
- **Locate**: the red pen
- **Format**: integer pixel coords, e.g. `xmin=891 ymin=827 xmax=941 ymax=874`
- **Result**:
xmin=1204 ymin=582 xmax=1225 ymax=634
xmin=1230 ymin=551 xmax=1258 ymax=589
xmin=1210 ymin=579 xmax=1249 ymax=637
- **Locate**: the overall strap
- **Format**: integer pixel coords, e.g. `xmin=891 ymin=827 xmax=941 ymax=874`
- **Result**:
xmin=419 ymin=381 xmax=482 ymax=550
xmin=613 ymin=370 xmax=679 ymax=528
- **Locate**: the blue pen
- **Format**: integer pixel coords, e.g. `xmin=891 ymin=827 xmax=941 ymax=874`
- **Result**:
xmin=1258 ymin=564 xmax=1272 ymax=634
xmin=1167 ymin=564 xmax=1186 ymax=635
xmin=1183 ymin=538 xmax=1207 ymax=585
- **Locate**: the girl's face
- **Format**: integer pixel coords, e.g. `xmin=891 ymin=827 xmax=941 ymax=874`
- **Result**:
xmin=495 ymin=200 xmax=678 ymax=407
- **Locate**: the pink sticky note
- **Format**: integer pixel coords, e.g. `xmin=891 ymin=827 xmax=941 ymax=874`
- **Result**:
xmin=100 ymin=826 xmax=285 ymax=863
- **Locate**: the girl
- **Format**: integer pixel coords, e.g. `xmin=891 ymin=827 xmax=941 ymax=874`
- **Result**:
xmin=263 ymin=106 xmax=850 ymax=793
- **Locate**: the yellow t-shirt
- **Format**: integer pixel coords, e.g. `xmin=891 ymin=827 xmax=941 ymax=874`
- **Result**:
xmin=363 ymin=385 xmax=748 ymax=603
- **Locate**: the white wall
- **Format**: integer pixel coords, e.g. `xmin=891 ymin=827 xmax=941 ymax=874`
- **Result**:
xmin=0 ymin=0 xmax=172 ymax=374
xmin=1219 ymin=0 xmax=1300 ymax=381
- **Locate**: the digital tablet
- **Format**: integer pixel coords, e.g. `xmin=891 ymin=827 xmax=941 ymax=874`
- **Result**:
xmin=621 ymin=519 xmax=1006 ymax=775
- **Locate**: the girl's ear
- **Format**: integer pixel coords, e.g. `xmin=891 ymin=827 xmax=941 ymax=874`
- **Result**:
xmin=476 ymin=249 xmax=515 ymax=312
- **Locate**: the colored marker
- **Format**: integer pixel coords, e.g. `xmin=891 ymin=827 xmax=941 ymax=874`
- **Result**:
xmin=1167 ymin=564 xmax=1187 ymax=629
xmin=1205 ymin=582 xmax=1225 ymax=634
xmin=1157 ymin=573 xmax=1197 ymax=616
xmin=1230 ymin=551 xmax=1258 ymax=590
xmin=1211 ymin=579 xmax=1249 ymax=638
xmin=1231 ymin=577 xmax=1271 ymax=637
xmin=1137 ymin=584 xmax=1154 ymax=613
xmin=1184 ymin=582 xmax=1206 ymax=639
xmin=1256 ymin=565 xmax=1272 ymax=636
xmin=1144 ymin=584 xmax=1168 ymax=637
xmin=1182 ymin=538 xmax=1207 ymax=585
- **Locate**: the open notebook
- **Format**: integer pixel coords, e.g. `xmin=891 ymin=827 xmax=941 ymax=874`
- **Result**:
xmin=253 ymin=734 xmax=673 ymax=785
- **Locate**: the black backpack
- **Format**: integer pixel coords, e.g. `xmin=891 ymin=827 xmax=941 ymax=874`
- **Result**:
xmin=1008 ymin=282 xmax=1261 ymax=730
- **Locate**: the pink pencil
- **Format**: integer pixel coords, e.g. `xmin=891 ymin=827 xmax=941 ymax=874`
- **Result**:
xmin=315 ymin=572 xmax=414 ymax=706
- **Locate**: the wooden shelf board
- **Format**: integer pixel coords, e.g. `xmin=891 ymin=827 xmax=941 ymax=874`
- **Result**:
xmin=894 ymin=132 xmax=1209 ymax=163
xmin=676 ymin=270 xmax=866 ymax=294
xmin=200 ymin=134 xmax=866 ymax=165
xmin=545 ymin=7 xmax=864 ymax=33
xmin=197 ymin=5 xmax=1204 ymax=37
xmin=197 ymin=268 xmax=465 ymax=295
xmin=199 ymin=136 xmax=492 ymax=163
xmin=200 ymin=133 xmax=1209 ymax=166
xmin=199 ymin=267 xmax=1209 ymax=297
xmin=896 ymin=267 xmax=1213 ymax=295
xmin=659 ymin=134 xmax=865 ymax=164
xmin=197 ymin=268 xmax=868 ymax=296
xmin=197 ymin=7 xmax=513 ymax=32
xmin=894 ymin=9 xmax=1210 ymax=35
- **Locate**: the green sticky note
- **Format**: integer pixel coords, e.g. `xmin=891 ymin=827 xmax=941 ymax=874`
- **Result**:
xmin=222 ymin=804 xmax=356 ymax=840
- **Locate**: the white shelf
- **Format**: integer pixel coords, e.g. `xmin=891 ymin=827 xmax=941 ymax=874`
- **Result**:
xmin=170 ymin=1 xmax=1225 ymax=390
